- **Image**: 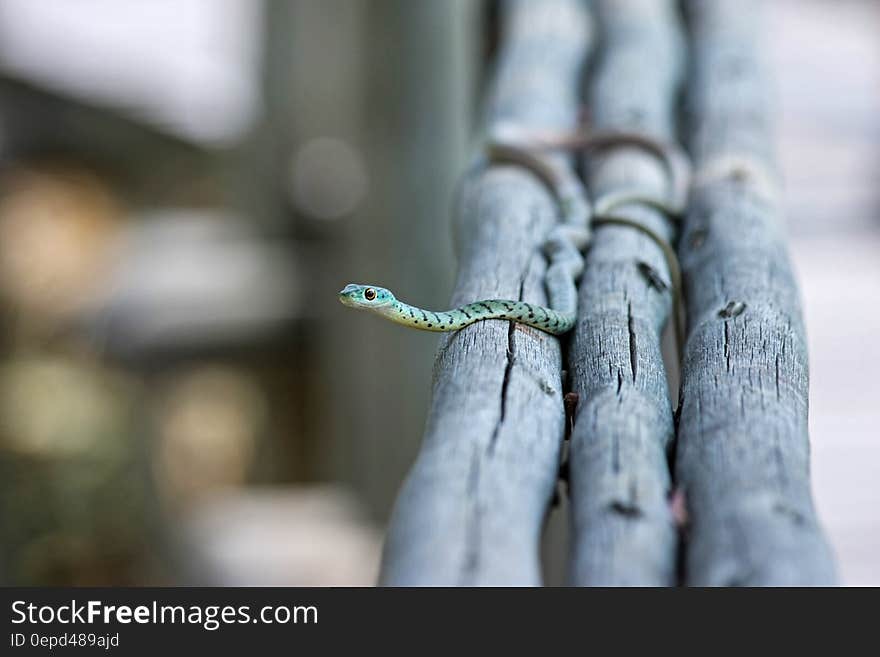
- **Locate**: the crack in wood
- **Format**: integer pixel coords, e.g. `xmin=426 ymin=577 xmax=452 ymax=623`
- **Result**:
xmin=724 ymin=321 xmax=731 ymax=372
xmin=487 ymin=276 xmax=524 ymax=456
xmin=627 ymin=301 xmax=638 ymax=383
xmin=774 ymin=354 xmax=781 ymax=401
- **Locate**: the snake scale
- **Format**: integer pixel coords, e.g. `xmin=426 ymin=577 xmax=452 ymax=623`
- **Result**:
xmin=339 ymin=128 xmax=690 ymax=339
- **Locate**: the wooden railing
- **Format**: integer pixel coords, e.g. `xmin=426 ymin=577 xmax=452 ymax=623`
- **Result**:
xmin=379 ymin=0 xmax=836 ymax=586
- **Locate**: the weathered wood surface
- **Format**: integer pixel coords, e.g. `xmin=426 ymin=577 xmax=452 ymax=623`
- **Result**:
xmin=675 ymin=0 xmax=837 ymax=585
xmin=379 ymin=0 xmax=592 ymax=585
xmin=566 ymin=0 xmax=685 ymax=586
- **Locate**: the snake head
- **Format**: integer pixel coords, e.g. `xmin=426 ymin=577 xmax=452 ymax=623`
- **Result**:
xmin=338 ymin=283 xmax=396 ymax=310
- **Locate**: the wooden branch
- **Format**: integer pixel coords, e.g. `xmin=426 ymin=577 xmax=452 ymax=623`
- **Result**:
xmin=378 ymin=0 xmax=592 ymax=585
xmin=675 ymin=0 xmax=837 ymax=585
xmin=566 ymin=0 xmax=685 ymax=586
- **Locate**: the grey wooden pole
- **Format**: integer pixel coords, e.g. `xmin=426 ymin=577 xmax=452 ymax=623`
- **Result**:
xmin=566 ymin=0 xmax=685 ymax=586
xmin=676 ymin=0 xmax=837 ymax=585
xmin=379 ymin=0 xmax=593 ymax=585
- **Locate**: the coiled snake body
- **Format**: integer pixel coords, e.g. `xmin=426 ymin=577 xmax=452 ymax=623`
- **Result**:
xmin=339 ymin=129 xmax=690 ymax=338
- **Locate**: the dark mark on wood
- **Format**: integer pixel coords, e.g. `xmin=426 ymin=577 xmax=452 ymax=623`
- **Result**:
xmin=718 ymin=300 xmax=746 ymax=319
xmin=637 ymin=261 xmax=669 ymax=292
xmin=689 ymin=227 xmax=708 ymax=249
xmin=627 ymin=301 xmax=638 ymax=383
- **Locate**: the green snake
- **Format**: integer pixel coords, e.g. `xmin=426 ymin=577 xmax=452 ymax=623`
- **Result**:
xmin=339 ymin=128 xmax=690 ymax=338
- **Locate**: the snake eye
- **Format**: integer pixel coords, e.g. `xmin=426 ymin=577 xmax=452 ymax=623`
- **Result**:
xmin=364 ymin=288 xmax=377 ymax=301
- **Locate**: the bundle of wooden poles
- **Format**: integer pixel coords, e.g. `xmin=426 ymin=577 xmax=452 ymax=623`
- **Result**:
xmin=379 ymin=0 xmax=836 ymax=586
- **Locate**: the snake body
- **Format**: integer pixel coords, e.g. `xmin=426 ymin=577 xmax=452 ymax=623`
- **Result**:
xmin=338 ymin=284 xmax=575 ymax=335
xmin=339 ymin=128 xmax=690 ymax=338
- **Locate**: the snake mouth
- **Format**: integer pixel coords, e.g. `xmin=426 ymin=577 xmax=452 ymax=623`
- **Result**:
xmin=338 ymin=284 xmax=362 ymax=307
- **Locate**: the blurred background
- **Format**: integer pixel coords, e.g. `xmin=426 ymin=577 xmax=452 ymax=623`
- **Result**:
xmin=0 ymin=0 xmax=875 ymax=586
